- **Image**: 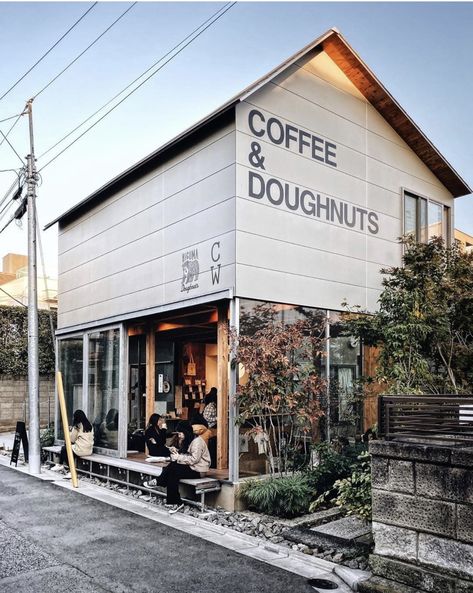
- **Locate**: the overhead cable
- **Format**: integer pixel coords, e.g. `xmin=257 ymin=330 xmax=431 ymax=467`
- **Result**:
xmin=0 ymin=113 xmax=23 ymax=124
xmin=0 ymin=113 xmax=23 ymax=150
xmin=0 ymin=127 xmax=25 ymax=165
xmin=38 ymin=1 xmax=236 ymax=170
xmin=33 ymin=2 xmax=137 ymax=99
xmin=0 ymin=2 xmax=98 ymax=102
xmin=0 ymin=286 xmax=27 ymax=308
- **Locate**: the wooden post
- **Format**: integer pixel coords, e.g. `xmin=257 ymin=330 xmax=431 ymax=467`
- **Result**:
xmin=146 ymin=325 xmax=155 ymax=428
xmin=56 ymin=371 xmax=78 ymax=488
xmin=217 ymin=302 xmax=229 ymax=470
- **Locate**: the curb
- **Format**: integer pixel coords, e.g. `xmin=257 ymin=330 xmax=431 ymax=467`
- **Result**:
xmin=0 ymin=456 xmax=366 ymax=590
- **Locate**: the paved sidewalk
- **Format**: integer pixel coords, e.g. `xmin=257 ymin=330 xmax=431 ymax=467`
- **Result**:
xmin=0 ymin=461 xmax=352 ymax=592
xmin=0 ymin=431 xmax=15 ymax=451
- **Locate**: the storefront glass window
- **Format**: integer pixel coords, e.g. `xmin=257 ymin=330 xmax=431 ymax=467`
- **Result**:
xmin=88 ymin=329 xmax=120 ymax=450
xmin=57 ymin=337 xmax=83 ymax=440
xmin=237 ymin=299 xmax=326 ymax=477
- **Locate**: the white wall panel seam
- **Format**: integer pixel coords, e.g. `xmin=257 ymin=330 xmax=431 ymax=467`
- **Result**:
xmin=238 ymin=128 xmax=400 ymax=201
xmin=59 ymin=223 xmax=236 ymax=295
xmin=267 ymin=76 xmax=429 ymax=162
xmin=295 ymin=60 xmax=371 ymax=107
xmin=236 ymin=261 xmax=383 ymax=292
xmin=59 ymin=262 xmax=235 ymax=316
xmin=237 ymin=228 xmax=398 ymax=269
xmin=58 ymin=163 xmax=235 ymax=258
xmin=242 ymin=95 xmax=447 ymax=193
xmin=236 ymin=185 xmax=400 ymax=242
xmin=58 ymin=128 xmax=236 ymax=238
xmin=59 ymin=193 xmax=236 ymax=277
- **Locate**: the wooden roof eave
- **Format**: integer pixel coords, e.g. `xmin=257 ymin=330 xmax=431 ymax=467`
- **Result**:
xmin=322 ymin=34 xmax=471 ymax=198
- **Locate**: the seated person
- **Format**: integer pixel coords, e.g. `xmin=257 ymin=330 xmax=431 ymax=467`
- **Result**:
xmin=145 ymin=413 xmax=168 ymax=457
xmin=190 ymin=412 xmax=212 ymax=445
xmin=143 ymin=420 xmax=210 ymax=514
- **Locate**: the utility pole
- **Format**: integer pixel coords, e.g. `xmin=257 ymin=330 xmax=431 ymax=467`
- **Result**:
xmin=26 ymin=98 xmax=40 ymax=474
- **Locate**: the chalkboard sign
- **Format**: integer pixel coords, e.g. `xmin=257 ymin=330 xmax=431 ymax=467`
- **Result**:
xmin=10 ymin=421 xmax=29 ymax=466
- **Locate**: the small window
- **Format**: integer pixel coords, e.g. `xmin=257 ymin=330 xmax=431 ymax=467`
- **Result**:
xmin=403 ymin=191 xmax=449 ymax=243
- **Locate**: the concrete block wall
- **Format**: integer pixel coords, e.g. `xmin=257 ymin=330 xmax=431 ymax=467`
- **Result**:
xmin=364 ymin=440 xmax=473 ymax=593
xmin=0 ymin=376 xmax=55 ymax=432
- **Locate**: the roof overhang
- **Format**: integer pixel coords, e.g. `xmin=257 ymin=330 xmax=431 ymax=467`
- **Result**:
xmin=45 ymin=28 xmax=470 ymax=231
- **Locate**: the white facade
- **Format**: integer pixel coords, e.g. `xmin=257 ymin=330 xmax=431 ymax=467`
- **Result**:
xmin=57 ymin=124 xmax=237 ymax=329
xmin=55 ymin=38 xmax=460 ymax=331
xmin=234 ymin=49 xmax=453 ymax=312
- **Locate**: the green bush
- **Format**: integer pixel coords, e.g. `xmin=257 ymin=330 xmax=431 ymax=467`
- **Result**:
xmin=304 ymin=442 xmax=356 ymax=499
xmin=40 ymin=424 xmax=55 ymax=463
xmin=239 ymin=474 xmax=312 ymax=518
xmin=0 ymin=305 xmax=56 ymax=376
xmin=331 ymin=452 xmax=372 ymax=521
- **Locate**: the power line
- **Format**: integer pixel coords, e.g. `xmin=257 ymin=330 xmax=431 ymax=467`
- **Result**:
xmin=0 ymin=2 xmax=98 ymax=102
xmin=33 ymin=2 xmax=137 ymax=100
xmin=0 ymin=127 xmax=25 ymax=165
xmin=0 ymin=113 xmax=23 ymax=124
xmin=0 ymin=286 xmax=27 ymax=308
xmin=38 ymin=2 xmax=236 ymax=169
xmin=0 ymin=112 xmax=23 ymax=150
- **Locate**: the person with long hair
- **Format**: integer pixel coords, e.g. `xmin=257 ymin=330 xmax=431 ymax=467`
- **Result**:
xmin=143 ymin=420 xmax=210 ymax=513
xmin=145 ymin=413 xmax=168 ymax=457
xmin=51 ymin=409 xmax=94 ymax=477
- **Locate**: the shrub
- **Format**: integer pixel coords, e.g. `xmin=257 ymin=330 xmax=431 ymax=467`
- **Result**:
xmin=40 ymin=424 xmax=55 ymax=463
xmin=305 ymin=442 xmax=356 ymax=499
xmin=239 ymin=474 xmax=312 ymax=518
xmin=331 ymin=452 xmax=372 ymax=521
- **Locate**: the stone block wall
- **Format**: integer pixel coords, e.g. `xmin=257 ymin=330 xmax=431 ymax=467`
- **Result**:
xmin=362 ymin=440 xmax=473 ymax=593
xmin=0 ymin=376 xmax=55 ymax=432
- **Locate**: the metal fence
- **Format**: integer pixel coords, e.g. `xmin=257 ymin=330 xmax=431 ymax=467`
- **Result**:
xmin=378 ymin=395 xmax=473 ymax=445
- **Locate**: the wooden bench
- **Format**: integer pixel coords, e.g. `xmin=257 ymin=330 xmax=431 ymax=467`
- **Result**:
xmin=179 ymin=478 xmax=221 ymax=511
xmin=42 ymin=446 xmax=221 ymax=510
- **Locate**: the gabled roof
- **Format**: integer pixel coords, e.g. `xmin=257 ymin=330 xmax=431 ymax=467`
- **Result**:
xmin=45 ymin=28 xmax=471 ymax=230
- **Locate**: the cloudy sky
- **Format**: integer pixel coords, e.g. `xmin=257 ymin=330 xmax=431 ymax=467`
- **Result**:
xmin=0 ymin=1 xmax=471 ymax=275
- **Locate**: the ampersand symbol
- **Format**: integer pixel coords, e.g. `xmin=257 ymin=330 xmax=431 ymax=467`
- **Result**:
xmin=248 ymin=142 xmax=265 ymax=170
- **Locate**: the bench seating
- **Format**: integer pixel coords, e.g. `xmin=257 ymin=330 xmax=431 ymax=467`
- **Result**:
xmin=42 ymin=446 xmax=221 ymax=510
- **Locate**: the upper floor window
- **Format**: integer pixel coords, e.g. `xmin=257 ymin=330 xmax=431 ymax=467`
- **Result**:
xmin=404 ymin=191 xmax=450 ymax=243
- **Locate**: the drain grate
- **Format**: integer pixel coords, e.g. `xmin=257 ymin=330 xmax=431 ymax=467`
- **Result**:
xmin=307 ymin=578 xmax=339 ymax=590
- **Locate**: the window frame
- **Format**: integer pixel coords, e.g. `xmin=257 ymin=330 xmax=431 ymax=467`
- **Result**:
xmin=402 ymin=188 xmax=451 ymax=244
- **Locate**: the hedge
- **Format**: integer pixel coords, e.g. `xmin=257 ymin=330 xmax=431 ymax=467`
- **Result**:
xmin=0 ymin=305 xmax=56 ymax=376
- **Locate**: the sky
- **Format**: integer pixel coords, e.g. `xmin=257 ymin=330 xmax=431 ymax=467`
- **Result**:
xmin=0 ymin=1 xmax=472 ymax=277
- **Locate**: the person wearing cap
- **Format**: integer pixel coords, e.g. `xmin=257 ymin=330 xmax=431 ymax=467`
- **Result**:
xmin=143 ymin=420 xmax=210 ymax=514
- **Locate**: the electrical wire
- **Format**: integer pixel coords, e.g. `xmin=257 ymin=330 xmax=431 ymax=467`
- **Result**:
xmin=0 ymin=211 xmax=17 ymax=234
xmin=0 ymin=128 xmax=25 ymax=165
xmin=0 ymin=2 xmax=98 ymax=103
xmin=0 ymin=113 xmax=23 ymax=124
xmin=0 ymin=113 xmax=23 ymax=151
xmin=0 ymin=286 xmax=27 ymax=308
xmin=38 ymin=2 xmax=236 ymax=168
xmin=33 ymin=2 xmax=137 ymax=100
xmin=34 ymin=201 xmax=57 ymax=349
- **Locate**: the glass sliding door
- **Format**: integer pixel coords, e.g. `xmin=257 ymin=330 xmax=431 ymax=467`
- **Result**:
xmin=88 ymin=328 xmax=120 ymax=450
xmin=57 ymin=337 xmax=83 ymax=439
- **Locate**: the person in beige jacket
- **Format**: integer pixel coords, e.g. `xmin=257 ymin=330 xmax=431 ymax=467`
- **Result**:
xmin=143 ymin=420 xmax=210 ymax=513
xmin=51 ymin=410 xmax=94 ymax=476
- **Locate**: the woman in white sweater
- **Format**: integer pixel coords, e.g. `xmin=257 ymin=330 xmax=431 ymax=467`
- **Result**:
xmin=51 ymin=409 xmax=94 ymax=476
xmin=144 ymin=420 xmax=210 ymax=513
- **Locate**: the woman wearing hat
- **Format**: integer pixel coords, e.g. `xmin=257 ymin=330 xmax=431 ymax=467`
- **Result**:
xmin=143 ymin=420 xmax=210 ymax=513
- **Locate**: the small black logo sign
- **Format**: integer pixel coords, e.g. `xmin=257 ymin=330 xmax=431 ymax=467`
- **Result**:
xmin=181 ymin=249 xmax=199 ymax=293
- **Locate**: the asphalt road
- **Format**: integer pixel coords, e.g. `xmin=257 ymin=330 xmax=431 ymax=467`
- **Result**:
xmin=0 ymin=465 xmax=317 ymax=593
